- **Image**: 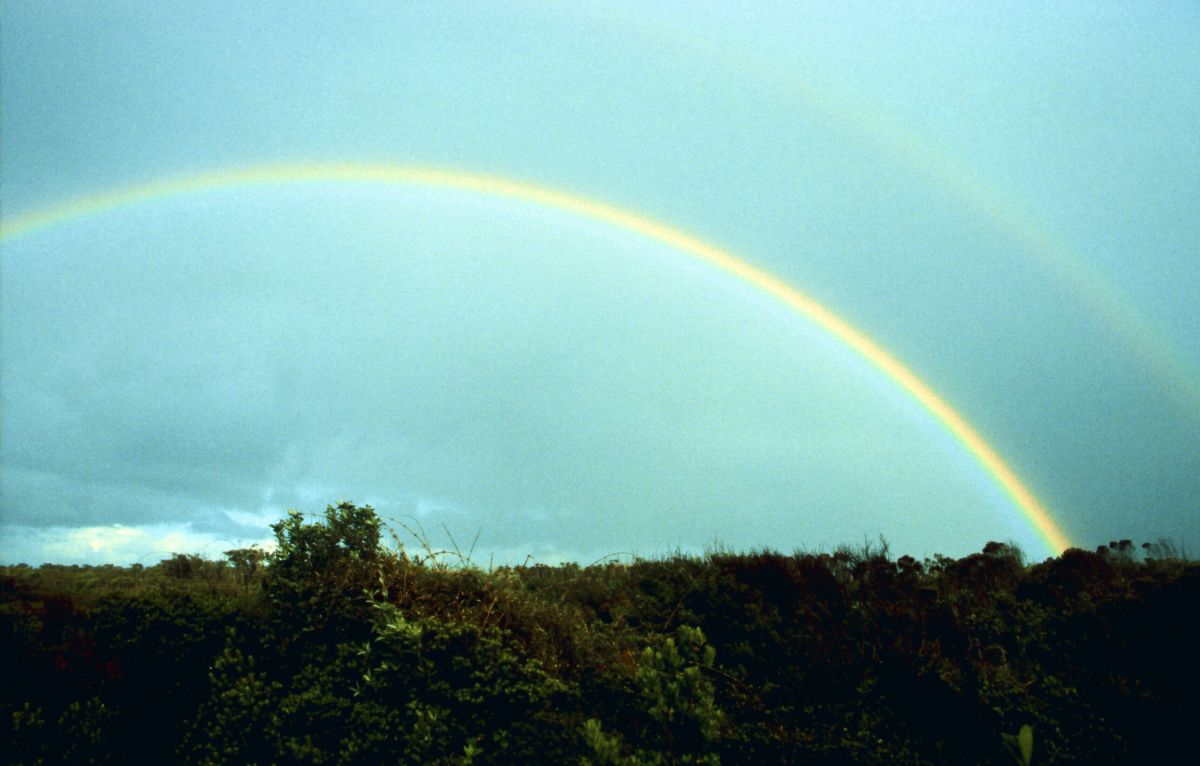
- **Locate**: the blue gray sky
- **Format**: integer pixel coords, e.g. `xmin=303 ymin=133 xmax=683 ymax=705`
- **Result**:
xmin=2 ymin=1 xmax=1197 ymax=565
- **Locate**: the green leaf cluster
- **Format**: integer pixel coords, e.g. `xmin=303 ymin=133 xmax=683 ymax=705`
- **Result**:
xmin=3 ymin=504 xmax=1196 ymax=764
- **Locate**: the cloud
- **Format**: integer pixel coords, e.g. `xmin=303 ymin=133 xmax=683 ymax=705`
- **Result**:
xmin=0 ymin=523 xmax=274 ymax=567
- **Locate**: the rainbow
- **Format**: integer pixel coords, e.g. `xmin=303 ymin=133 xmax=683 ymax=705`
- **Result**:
xmin=731 ymin=46 xmax=1200 ymax=417
xmin=586 ymin=16 xmax=1200 ymax=417
xmin=0 ymin=162 xmax=1074 ymax=554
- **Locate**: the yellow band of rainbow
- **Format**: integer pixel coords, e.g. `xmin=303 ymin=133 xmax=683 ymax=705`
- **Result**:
xmin=0 ymin=162 xmax=1074 ymax=554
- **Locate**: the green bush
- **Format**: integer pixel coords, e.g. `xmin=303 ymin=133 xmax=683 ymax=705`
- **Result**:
xmin=4 ymin=511 xmax=1196 ymax=765
xmin=584 ymin=625 xmax=722 ymax=766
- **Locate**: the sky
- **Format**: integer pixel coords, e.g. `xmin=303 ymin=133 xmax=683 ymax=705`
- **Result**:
xmin=2 ymin=1 xmax=1197 ymax=566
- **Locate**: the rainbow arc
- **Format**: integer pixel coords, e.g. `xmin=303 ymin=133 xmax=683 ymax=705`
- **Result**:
xmin=1 ymin=162 xmax=1074 ymax=554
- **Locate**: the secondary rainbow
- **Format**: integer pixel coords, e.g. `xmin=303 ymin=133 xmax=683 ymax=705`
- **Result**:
xmin=617 ymin=26 xmax=1200 ymax=416
xmin=0 ymin=162 xmax=1074 ymax=554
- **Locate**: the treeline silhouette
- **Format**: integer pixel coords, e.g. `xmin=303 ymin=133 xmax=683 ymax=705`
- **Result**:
xmin=2 ymin=503 xmax=1196 ymax=764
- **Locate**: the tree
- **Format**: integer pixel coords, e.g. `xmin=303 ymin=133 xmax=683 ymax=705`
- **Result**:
xmin=223 ymin=547 xmax=267 ymax=590
xmin=265 ymin=502 xmax=384 ymax=617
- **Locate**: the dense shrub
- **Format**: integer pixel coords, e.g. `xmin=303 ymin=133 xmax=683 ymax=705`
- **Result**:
xmin=3 ymin=504 xmax=1196 ymax=764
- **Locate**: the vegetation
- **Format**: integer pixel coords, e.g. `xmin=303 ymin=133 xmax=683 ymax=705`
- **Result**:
xmin=2 ymin=503 xmax=1196 ymax=764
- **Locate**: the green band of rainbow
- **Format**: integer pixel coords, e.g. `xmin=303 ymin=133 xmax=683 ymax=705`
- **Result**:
xmin=0 ymin=162 xmax=1073 ymax=554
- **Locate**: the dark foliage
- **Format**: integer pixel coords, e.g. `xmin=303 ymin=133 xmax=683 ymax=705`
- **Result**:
xmin=2 ymin=504 xmax=1196 ymax=764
